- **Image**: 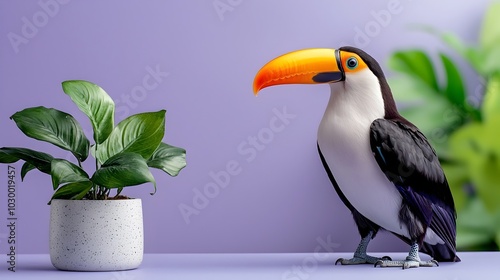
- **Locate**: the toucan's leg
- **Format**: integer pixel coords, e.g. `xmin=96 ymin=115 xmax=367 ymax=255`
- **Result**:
xmin=374 ymin=241 xmax=438 ymax=269
xmin=335 ymin=231 xmax=392 ymax=265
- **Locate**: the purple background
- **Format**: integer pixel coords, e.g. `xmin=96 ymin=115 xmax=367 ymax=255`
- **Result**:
xmin=0 ymin=0 xmax=490 ymax=254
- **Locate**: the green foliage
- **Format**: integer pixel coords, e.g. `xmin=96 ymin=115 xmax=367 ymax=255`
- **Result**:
xmin=95 ymin=111 xmax=165 ymax=164
xmin=62 ymin=80 xmax=114 ymax=144
xmin=11 ymin=107 xmax=90 ymax=162
xmin=50 ymin=159 xmax=90 ymax=190
xmin=389 ymin=50 xmax=439 ymax=91
xmin=388 ymin=2 xmax=500 ymax=250
xmin=482 ymin=75 xmax=500 ymax=121
xmin=388 ymin=50 xmax=471 ymax=158
xmin=51 ymin=181 xmax=94 ymax=201
xmin=92 ymin=153 xmax=155 ymax=191
xmin=0 ymin=147 xmax=54 ymax=174
xmin=0 ymin=80 xmax=186 ymax=202
xmin=147 ymin=142 xmax=187 ymax=177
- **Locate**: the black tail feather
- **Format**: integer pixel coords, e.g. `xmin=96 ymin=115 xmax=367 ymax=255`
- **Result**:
xmin=392 ymin=233 xmax=460 ymax=262
xmin=421 ymin=242 xmax=460 ymax=262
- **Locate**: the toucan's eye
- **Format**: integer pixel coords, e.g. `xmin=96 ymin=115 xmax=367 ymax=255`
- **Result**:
xmin=346 ymin=57 xmax=358 ymax=70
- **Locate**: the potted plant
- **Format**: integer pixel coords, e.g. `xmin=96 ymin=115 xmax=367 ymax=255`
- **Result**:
xmin=0 ymin=80 xmax=187 ymax=271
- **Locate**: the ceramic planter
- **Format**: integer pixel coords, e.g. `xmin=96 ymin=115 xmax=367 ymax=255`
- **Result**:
xmin=49 ymin=199 xmax=143 ymax=271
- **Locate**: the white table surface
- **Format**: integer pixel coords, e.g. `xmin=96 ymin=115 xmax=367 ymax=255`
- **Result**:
xmin=1 ymin=252 xmax=499 ymax=280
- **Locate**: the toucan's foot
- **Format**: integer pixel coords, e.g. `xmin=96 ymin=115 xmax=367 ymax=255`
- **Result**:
xmin=336 ymin=231 xmax=391 ymax=265
xmin=374 ymin=241 xmax=439 ymax=269
xmin=335 ymin=254 xmax=392 ymax=265
xmin=374 ymin=258 xmax=438 ymax=269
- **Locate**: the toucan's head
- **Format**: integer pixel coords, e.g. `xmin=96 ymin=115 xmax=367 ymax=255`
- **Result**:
xmin=253 ymin=46 xmax=399 ymax=119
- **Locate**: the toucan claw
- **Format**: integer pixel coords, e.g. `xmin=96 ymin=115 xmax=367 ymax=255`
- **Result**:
xmin=374 ymin=259 xmax=439 ymax=269
xmin=336 ymin=255 xmax=392 ymax=266
xmin=382 ymin=256 xmax=392 ymax=261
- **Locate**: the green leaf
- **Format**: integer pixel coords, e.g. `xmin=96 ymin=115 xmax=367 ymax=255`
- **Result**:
xmin=456 ymin=198 xmax=497 ymax=249
xmin=421 ymin=27 xmax=485 ymax=75
xmin=49 ymin=180 xmax=93 ymax=203
xmin=427 ymin=17 xmax=500 ymax=76
xmin=479 ymin=2 xmax=500 ymax=52
xmin=91 ymin=153 xmax=156 ymax=192
xmin=480 ymin=42 xmax=500 ymax=76
xmin=443 ymin=35 xmax=485 ymax=75
xmin=148 ymin=142 xmax=187 ymax=176
xmin=62 ymin=80 xmax=115 ymax=144
xmin=439 ymin=53 xmax=466 ymax=108
xmin=458 ymin=198 xmax=496 ymax=232
xmin=390 ymin=75 xmax=436 ymax=104
xmin=482 ymin=74 xmax=500 ymax=121
xmin=440 ymin=34 xmax=484 ymax=74
xmin=390 ymin=75 xmax=460 ymax=158
xmin=448 ymin=122 xmax=484 ymax=162
xmin=469 ymin=152 xmax=500 ymax=214
xmin=20 ymin=162 xmax=36 ymax=181
xmin=50 ymin=159 xmax=89 ymax=190
xmin=0 ymin=147 xmax=53 ymax=174
xmin=388 ymin=50 xmax=439 ymax=91
xmin=449 ymin=120 xmax=500 ymax=213
xmin=441 ymin=163 xmax=468 ymax=212
xmin=10 ymin=107 xmax=89 ymax=162
xmin=95 ymin=110 xmax=165 ymax=164
xmin=90 ymin=144 xmax=96 ymax=159
xmin=0 ymin=150 xmax=18 ymax=163
xmin=496 ymin=230 xmax=500 ymax=249
xmin=438 ymin=33 xmax=471 ymax=59
xmin=457 ymin=228 xmax=494 ymax=249
xmin=483 ymin=115 xmax=500 ymax=156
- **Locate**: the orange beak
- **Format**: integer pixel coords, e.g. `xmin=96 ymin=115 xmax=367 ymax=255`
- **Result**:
xmin=253 ymin=48 xmax=344 ymax=95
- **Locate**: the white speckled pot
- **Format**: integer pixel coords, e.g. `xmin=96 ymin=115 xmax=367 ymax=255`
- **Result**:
xmin=49 ymin=199 xmax=143 ymax=271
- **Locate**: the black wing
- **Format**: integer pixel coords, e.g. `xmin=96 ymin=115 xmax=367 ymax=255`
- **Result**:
xmin=370 ymin=118 xmax=459 ymax=262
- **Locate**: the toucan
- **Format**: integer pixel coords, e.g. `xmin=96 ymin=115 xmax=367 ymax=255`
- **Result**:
xmin=253 ymin=47 xmax=460 ymax=269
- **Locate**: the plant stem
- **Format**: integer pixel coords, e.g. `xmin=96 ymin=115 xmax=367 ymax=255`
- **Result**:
xmin=99 ymin=186 xmax=105 ymax=199
xmin=94 ymin=144 xmax=100 ymax=200
xmin=94 ymin=143 xmax=101 ymax=170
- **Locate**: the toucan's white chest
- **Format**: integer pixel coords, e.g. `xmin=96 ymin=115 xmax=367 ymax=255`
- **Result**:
xmin=317 ymin=71 xmax=407 ymax=236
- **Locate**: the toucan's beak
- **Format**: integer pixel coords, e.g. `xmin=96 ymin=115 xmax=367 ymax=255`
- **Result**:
xmin=253 ymin=48 xmax=344 ymax=95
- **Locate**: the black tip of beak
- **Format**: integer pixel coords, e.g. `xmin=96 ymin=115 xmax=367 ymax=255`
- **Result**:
xmin=312 ymin=72 xmax=345 ymax=83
